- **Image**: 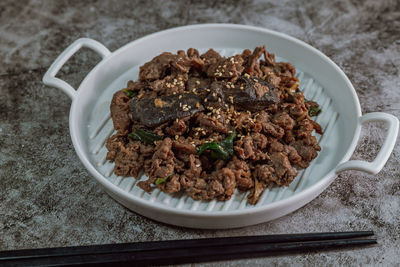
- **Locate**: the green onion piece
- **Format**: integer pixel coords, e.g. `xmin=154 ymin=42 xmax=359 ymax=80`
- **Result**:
xmin=123 ymin=88 xmax=137 ymax=98
xmin=128 ymin=126 xmax=162 ymax=145
xmin=220 ymin=130 xmax=236 ymax=156
xmin=308 ymin=106 xmax=322 ymax=117
xmin=197 ymin=142 xmax=224 ymax=156
xmin=155 ymin=175 xmax=170 ymax=185
xmin=197 ymin=130 xmax=236 ymax=160
xmin=197 ymin=142 xmax=229 ymax=160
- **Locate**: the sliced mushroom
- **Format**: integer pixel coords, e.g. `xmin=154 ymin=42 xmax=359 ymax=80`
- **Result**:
xmin=130 ymin=93 xmax=204 ymax=128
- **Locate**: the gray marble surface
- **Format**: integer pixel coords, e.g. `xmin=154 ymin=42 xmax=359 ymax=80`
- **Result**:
xmin=0 ymin=0 xmax=399 ymax=265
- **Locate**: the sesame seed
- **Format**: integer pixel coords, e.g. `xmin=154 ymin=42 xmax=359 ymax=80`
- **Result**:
xmin=176 ymin=118 xmax=179 ymax=122
xmin=174 ymin=79 xmax=177 ymax=83
xmin=195 ymin=164 xmax=201 ymax=167
xmin=175 ymin=135 xmax=179 ymax=140
xmin=218 ymin=97 xmax=222 ymax=102
xmin=204 ymin=98 xmax=208 ymax=103
xmin=212 ymin=93 xmax=216 ymax=97
xmin=196 ymin=80 xmax=200 ymax=85
xmin=229 ymin=72 xmax=233 ymax=76
xmin=182 ymin=104 xmax=189 ymax=111
xmin=178 ymin=77 xmax=183 ymax=80
xmin=179 ymin=95 xmax=182 ymax=99
xmin=179 ymin=103 xmax=182 ymax=107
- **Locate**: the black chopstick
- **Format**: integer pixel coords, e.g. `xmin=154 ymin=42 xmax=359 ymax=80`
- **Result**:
xmin=0 ymin=231 xmax=374 ymax=260
xmin=0 ymin=231 xmax=376 ymax=266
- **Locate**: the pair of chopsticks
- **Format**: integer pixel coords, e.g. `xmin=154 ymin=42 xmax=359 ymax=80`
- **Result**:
xmin=0 ymin=231 xmax=376 ymax=266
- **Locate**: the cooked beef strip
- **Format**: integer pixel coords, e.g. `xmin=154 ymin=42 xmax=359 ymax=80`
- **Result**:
xmin=107 ymin=46 xmax=323 ymax=205
xmin=110 ymin=91 xmax=131 ymax=133
xmin=139 ymin=52 xmax=192 ymax=81
xmin=245 ymin=45 xmax=266 ymax=76
xmin=165 ymin=118 xmax=188 ymax=136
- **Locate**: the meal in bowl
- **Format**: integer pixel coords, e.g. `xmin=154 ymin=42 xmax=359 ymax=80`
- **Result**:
xmin=105 ymin=45 xmax=322 ymax=204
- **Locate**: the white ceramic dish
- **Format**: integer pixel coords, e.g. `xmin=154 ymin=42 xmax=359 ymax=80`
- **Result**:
xmin=43 ymin=24 xmax=398 ymax=229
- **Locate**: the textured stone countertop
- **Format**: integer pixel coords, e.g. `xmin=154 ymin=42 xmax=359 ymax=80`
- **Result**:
xmin=1 ymin=0 xmax=399 ymax=266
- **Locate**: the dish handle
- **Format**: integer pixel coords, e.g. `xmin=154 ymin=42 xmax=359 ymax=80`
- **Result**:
xmin=335 ymin=112 xmax=399 ymax=174
xmin=42 ymin=38 xmax=111 ymax=100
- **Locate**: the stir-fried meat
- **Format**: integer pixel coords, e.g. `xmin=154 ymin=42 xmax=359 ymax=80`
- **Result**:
xmin=107 ymin=46 xmax=323 ymax=204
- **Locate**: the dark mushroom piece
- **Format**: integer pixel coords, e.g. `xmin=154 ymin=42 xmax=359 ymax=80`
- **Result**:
xmin=227 ymin=76 xmax=281 ymax=112
xmin=202 ymin=76 xmax=281 ymax=112
xmin=130 ymin=93 xmax=204 ymax=128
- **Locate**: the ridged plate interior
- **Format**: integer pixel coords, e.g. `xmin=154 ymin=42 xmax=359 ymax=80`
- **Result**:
xmin=87 ymin=48 xmax=339 ymax=212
